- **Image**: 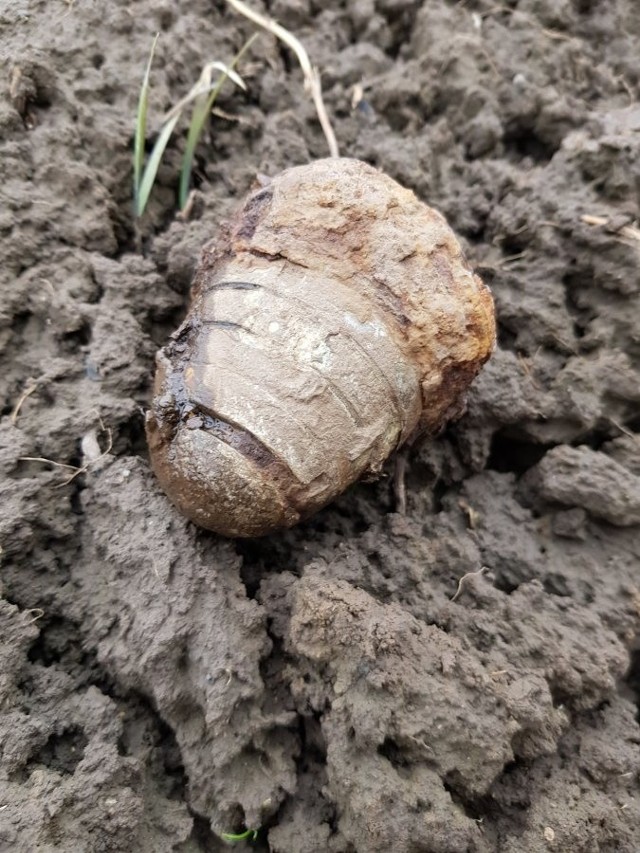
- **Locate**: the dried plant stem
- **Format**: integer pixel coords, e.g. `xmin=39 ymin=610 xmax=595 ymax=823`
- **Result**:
xmin=23 ymin=608 xmax=45 ymax=624
xmin=393 ymin=450 xmax=408 ymax=515
xmin=19 ymin=422 xmax=113 ymax=487
xmin=19 ymin=456 xmax=79 ymax=472
xmin=451 ymin=566 xmax=490 ymax=603
xmin=581 ymin=214 xmax=640 ymax=244
xmin=224 ymin=0 xmax=339 ymax=158
xmin=10 ymin=377 xmax=38 ymax=424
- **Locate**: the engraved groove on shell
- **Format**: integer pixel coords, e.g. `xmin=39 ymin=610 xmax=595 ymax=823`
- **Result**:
xmin=201 ymin=268 xmax=420 ymax=439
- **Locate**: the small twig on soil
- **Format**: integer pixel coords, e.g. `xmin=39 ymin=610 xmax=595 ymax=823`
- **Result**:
xmin=538 ymin=220 xmax=562 ymax=230
xmin=10 ymin=377 xmax=39 ymax=424
xmin=351 ymin=82 xmax=365 ymax=110
xmin=541 ymin=28 xmax=572 ymax=42
xmin=210 ymin=106 xmax=248 ymax=123
xmin=480 ymin=4 xmax=518 ymax=18
xmin=548 ymin=331 xmax=577 ymax=355
xmin=177 ymin=189 xmax=199 ymax=222
xmin=614 ymin=74 xmax=635 ymax=103
xmin=451 ymin=566 xmax=490 ymax=603
xmin=517 ymin=351 xmax=542 ymax=390
xmin=223 ymin=0 xmax=339 ymax=158
xmin=19 ymin=456 xmax=79 ymax=472
xmin=19 ymin=421 xmax=113 ymax=487
xmin=458 ymin=499 xmax=480 ymax=529
xmin=393 ymin=450 xmax=409 ymax=515
xmin=60 ymin=423 xmax=113 ymax=486
xmin=9 ymin=66 xmax=22 ymax=101
xmin=257 ymin=752 xmax=273 ymax=779
xmin=499 ymin=250 xmax=529 ymax=267
xmin=608 ymin=418 xmax=638 ymax=440
xmin=408 ymin=735 xmax=434 ymax=754
xmin=581 ymin=214 xmax=640 ymax=244
xmin=23 ymin=608 xmax=45 ymax=624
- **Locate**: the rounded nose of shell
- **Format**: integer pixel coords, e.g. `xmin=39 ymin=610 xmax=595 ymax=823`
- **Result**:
xmin=146 ymin=416 xmax=298 ymax=537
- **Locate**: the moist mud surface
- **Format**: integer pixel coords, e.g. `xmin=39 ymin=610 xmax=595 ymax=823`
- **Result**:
xmin=1 ymin=1 xmax=640 ymax=851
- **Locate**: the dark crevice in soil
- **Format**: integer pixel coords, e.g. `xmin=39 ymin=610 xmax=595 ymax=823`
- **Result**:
xmin=624 ymin=643 xmax=640 ymax=724
xmin=624 ymin=413 xmax=640 ymax=434
xmin=448 ymin=757 xmax=532 ymax=830
xmin=432 ymin=478 xmax=449 ymax=513
xmin=277 ymin=40 xmax=293 ymax=75
xmin=492 ymin=574 xmax=522 ymax=595
xmin=261 ymin=711 xmax=336 ymax=851
xmin=10 ymin=725 xmax=89 ymax=783
xmin=61 ymin=318 xmax=92 ymax=353
xmin=487 ymin=430 xmax=551 ymax=475
xmin=377 ymin=736 xmax=412 ymax=777
xmin=85 ymin=266 xmax=105 ymax=305
xmin=237 ymin=539 xmax=286 ymax=598
xmin=548 ymin=681 xmax=575 ymax=710
xmin=382 ymin=11 xmax=421 ymax=62
xmin=115 ymin=407 xmax=149 ymax=458
xmin=572 ymin=423 xmax=623 ymax=452
xmin=26 ymin=612 xmax=115 ymax=696
xmin=502 ymin=124 xmax=560 ymax=164
xmin=500 ymin=232 xmax=529 ymax=258
xmin=496 ymin=321 xmax=519 ymax=353
xmin=117 ymin=696 xmax=186 ymax=781
xmin=147 ymin=302 xmax=190 ymax=346
xmin=543 ymin=573 xmax=572 ymax=598
xmin=38 ymin=726 xmax=87 ymax=775
xmin=236 ymin=493 xmax=375 ymax=590
xmin=69 ymin=479 xmax=85 ymax=516
xmin=185 ymin=814 xmax=220 ymax=852
xmin=116 ymin=694 xmax=219 ymax=847
xmin=443 ymin=775 xmax=495 ymax=824
xmin=562 ymin=271 xmax=600 ymax=346
xmin=300 ymin=712 xmax=328 ymax=768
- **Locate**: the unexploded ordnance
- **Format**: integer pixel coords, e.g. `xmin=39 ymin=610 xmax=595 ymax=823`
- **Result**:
xmin=146 ymin=158 xmax=495 ymax=537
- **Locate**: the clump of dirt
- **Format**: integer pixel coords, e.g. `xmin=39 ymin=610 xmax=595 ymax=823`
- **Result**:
xmin=1 ymin=1 xmax=639 ymax=851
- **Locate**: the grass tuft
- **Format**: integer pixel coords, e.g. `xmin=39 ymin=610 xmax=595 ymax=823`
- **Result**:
xmin=133 ymin=36 xmax=255 ymax=218
xmin=133 ymin=1 xmax=339 ymax=219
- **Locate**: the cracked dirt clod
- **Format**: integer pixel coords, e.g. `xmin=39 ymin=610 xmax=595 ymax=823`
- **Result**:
xmin=529 ymin=444 xmax=640 ymax=527
xmin=260 ymin=573 xmax=630 ymax=853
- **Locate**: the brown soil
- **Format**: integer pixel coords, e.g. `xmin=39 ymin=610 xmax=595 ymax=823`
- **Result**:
xmin=1 ymin=1 xmax=639 ymax=851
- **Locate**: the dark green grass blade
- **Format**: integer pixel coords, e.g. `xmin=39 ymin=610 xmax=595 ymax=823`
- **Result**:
xmin=179 ymin=35 xmax=258 ymax=210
